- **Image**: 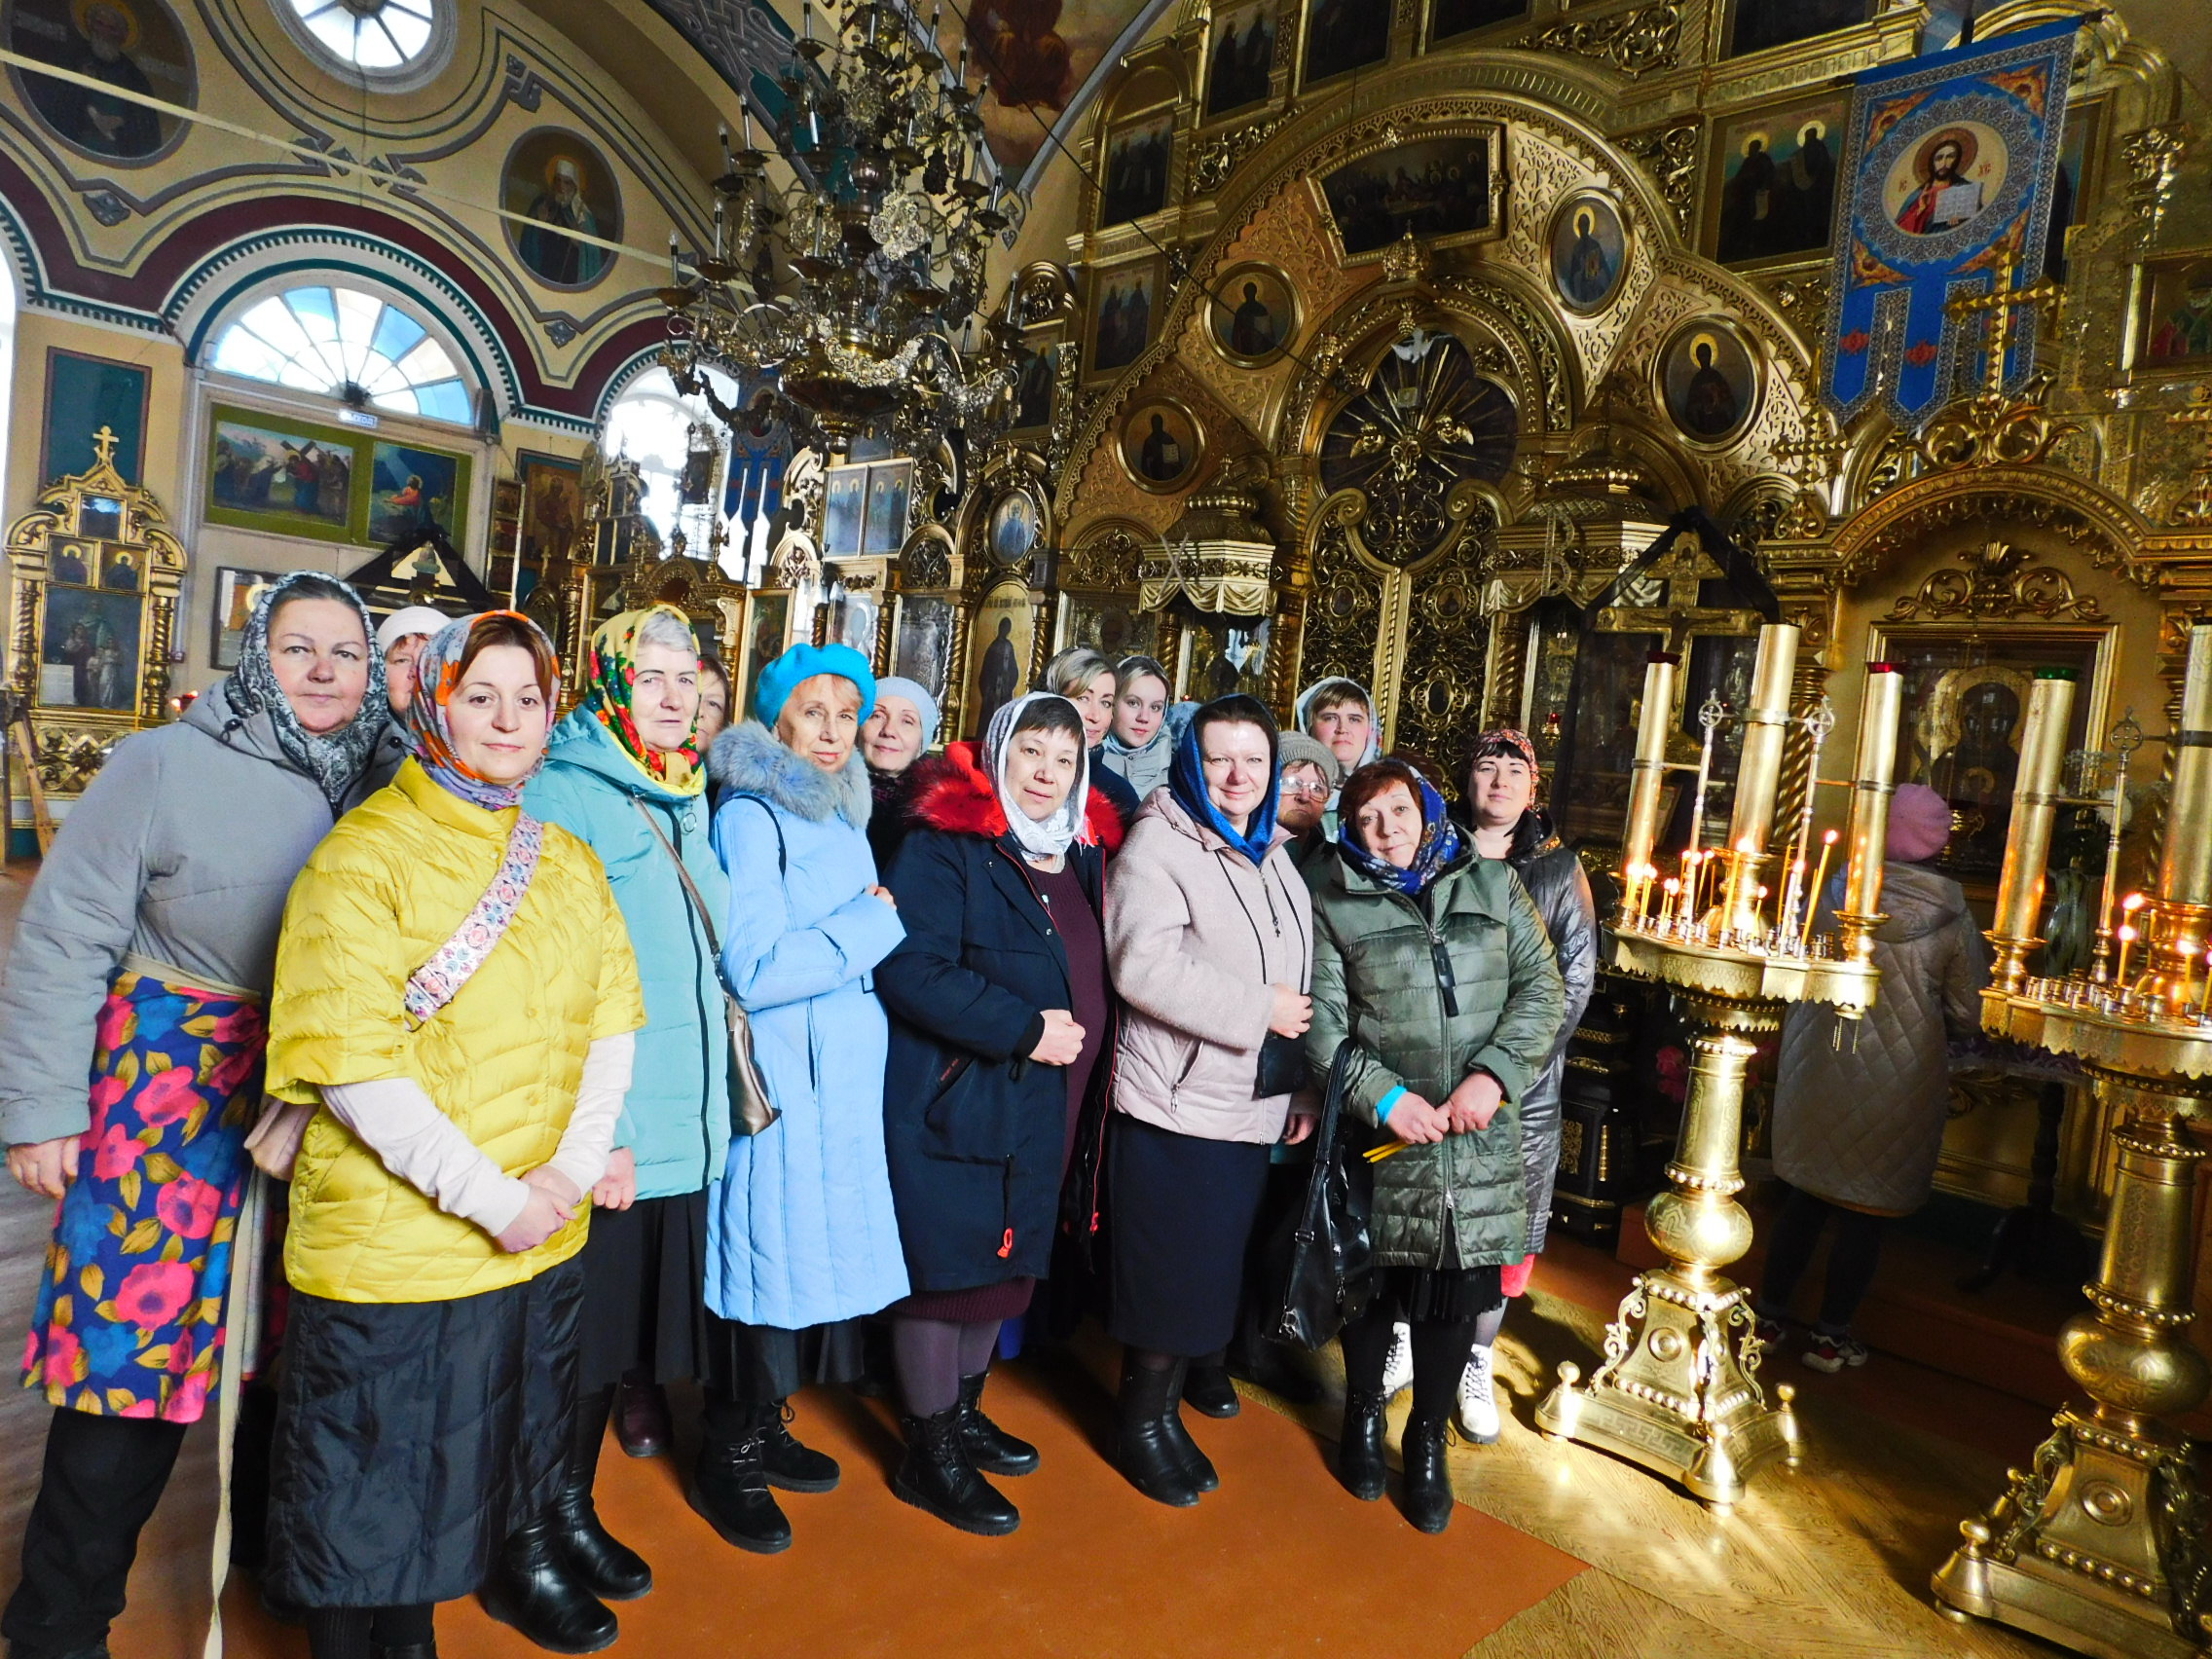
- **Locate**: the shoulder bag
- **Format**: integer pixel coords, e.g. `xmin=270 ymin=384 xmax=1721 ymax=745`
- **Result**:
xmin=633 ymin=796 xmax=781 ymax=1136
xmin=1264 ymin=1037 xmax=1375 ymax=1350
xmin=247 ymin=811 xmax=547 ymax=1180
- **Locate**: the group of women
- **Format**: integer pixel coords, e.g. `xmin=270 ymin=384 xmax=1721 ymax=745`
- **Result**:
xmin=0 ymin=578 xmax=1594 ymax=1659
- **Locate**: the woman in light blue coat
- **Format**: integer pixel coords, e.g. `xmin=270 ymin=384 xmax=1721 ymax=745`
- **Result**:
xmin=697 ymin=641 xmax=909 ymax=1557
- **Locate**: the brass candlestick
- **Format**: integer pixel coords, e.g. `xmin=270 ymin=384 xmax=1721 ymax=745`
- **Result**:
xmin=1934 ymin=626 xmax=2212 ymax=1659
xmin=1537 ymin=628 xmax=1891 ymax=1507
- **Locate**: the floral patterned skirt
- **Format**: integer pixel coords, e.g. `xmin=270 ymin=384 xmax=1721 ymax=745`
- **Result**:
xmin=19 ymin=969 xmax=266 ymax=1423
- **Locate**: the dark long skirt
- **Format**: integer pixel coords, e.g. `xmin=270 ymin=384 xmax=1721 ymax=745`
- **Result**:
xmin=577 ymin=1190 xmax=709 ymax=1394
xmin=705 ymin=1312 xmax=867 ymax=1406
xmin=1106 ymin=1114 xmax=1272 ymax=1358
xmin=265 ymin=1255 xmax=583 ymax=1608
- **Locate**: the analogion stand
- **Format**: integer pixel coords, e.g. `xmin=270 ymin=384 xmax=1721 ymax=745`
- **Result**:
xmin=1536 ymin=623 xmax=1898 ymax=1507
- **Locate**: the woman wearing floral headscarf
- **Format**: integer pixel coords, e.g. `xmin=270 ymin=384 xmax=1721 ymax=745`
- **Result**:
xmin=261 ymin=611 xmax=645 ymax=1659
xmin=874 ymin=692 xmax=1124 ymax=1534
xmin=510 ymin=605 xmax=726 ymax=1636
xmin=0 ymin=571 xmax=387 ymax=1659
xmin=1306 ymin=758 xmax=1563 ymax=1533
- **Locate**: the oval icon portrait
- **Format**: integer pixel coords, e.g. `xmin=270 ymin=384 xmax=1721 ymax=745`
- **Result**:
xmin=8 ymin=0 xmax=196 ymax=163
xmin=502 ymin=129 xmax=623 ymax=290
xmin=1656 ymin=319 xmax=1760 ymax=446
xmin=1548 ymin=191 xmax=1628 ymax=314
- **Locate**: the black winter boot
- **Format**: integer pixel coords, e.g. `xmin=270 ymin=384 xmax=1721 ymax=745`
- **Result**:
xmin=893 ymin=1406 xmax=1020 ymax=1535
xmin=1112 ymin=1355 xmax=1199 ymax=1507
xmin=958 ymin=1371 xmax=1040 ymax=1476
xmin=371 ymin=1645 xmax=437 ymax=1659
xmin=1400 ymin=1413 xmax=1455 ymax=1533
xmin=481 ymin=1519 xmax=618 ymax=1655
xmin=1155 ymin=1360 xmax=1220 ymax=1493
xmin=1338 ymin=1387 xmax=1388 ymax=1501
xmin=549 ymin=1392 xmax=650 ymax=1601
xmin=687 ymin=1407 xmax=793 ymax=1554
xmin=758 ymin=1400 xmax=840 ymax=1493
xmin=1180 ymin=1353 xmax=1240 ymax=1419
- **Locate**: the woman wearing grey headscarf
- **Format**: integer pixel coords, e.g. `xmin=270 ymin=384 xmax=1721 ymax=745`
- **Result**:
xmin=862 ymin=674 xmax=941 ymax=873
xmin=0 ymin=571 xmax=388 ymax=1659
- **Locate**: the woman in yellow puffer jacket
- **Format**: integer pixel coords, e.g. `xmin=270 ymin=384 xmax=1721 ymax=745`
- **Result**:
xmin=260 ymin=612 xmax=645 ymax=1659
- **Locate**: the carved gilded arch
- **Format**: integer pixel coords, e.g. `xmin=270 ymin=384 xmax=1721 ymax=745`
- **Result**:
xmin=1826 ymin=466 xmax=2155 ymax=595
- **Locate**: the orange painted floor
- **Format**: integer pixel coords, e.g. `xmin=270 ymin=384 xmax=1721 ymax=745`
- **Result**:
xmin=219 ymin=1349 xmax=1586 ymax=1659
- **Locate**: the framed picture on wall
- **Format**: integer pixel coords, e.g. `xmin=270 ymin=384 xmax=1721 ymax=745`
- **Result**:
xmin=368 ymin=439 xmax=472 ymax=546
xmin=738 ymin=591 xmax=792 ymax=721
xmin=1301 ymin=0 xmax=1390 ymax=89
xmin=210 ymin=566 xmax=286 ymax=670
xmin=965 ymin=583 xmax=1036 ymax=740
xmin=1010 ymin=340 xmax=1060 ymax=435
xmin=862 ymin=461 xmax=913 ymax=556
xmin=42 ymin=350 xmax=150 ymax=486
xmin=1313 ymin=128 xmax=1503 ymax=260
xmin=1098 ymin=109 xmax=1174 ymax=229
xmin=1727 ymin=0 xmax=1873 ymax=58
xmin=823 ymin=466 xmax=866 ymax=556
xmin=1058 ymin=593 xmax=1155 ymax=662
xmin=2134 ymin=253 xmax=2212 ymax=375
xmin=203 ymin=404 xmax=362 ymax=543
xmin=1702 ymin=93 xmax=1847 ymax=271
xmin=1204 ymin=0 xmax=1275 ymax=120
xmin=1088 ymin=258 xmax=1163 ymax=382
xmin=893 ymin=594 xmax=956 ymax=705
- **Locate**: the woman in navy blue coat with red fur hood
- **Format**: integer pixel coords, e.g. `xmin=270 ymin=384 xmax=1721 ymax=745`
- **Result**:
xmin=874 ymin=692 xmax=1124 ymax=1538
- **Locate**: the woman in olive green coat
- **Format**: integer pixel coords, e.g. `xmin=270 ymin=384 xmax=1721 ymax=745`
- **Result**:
xmin=1305 ymin=759 xmax=1563 ymax=1532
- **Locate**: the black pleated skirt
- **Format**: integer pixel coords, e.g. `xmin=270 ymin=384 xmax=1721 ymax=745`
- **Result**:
xmin=266 ymin=1255 xmax=583 ymax=1608
xmin=1105 ymin=1114 xmax=1272 ymax=1359
xmin=704 ymin=1313 xmax=868 ymax=1405
xmin=576 ymin=1190 xmax=709 ymax=1394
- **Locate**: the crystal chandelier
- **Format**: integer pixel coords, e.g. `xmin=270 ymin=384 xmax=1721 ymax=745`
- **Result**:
xmin=657 ymin=0 xmax=1025 ymax=457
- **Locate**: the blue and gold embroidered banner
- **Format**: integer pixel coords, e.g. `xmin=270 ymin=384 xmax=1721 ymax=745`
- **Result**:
xmin=1821 ymin=20 xmax=2078 ymax=426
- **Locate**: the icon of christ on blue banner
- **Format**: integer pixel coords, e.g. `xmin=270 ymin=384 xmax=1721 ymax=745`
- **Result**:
xmin=1821 ymin=19 xmax=2079 ymax=427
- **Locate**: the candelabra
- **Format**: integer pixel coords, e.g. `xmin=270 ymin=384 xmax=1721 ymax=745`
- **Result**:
xmin=1933 ymin=629 xmax=2212 ymax=1659
xmin=1536 ymin=623 xmax=1896 ymax=1506
xmin=657 ymin=0 xmax=1022 ymax=456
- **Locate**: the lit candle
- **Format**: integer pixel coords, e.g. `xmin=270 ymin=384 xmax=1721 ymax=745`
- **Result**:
xmin=1802 ymin=829 xmax=1839 ymax=952
xmin=2117 ymin=923 xmax=2139 ymax=987
xmin=1661 ymin=877 xmax=1681 ymax=930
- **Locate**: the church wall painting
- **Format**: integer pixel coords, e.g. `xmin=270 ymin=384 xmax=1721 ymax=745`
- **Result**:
xmin=367 ymin=440 xmax=470 ymax=546
xmin=2135 ymin=254 xmax=2212 ymax=375
xmin=1703 ymin=92 xmax=1847 ymax=271
xmin=1654 ymin=318 xmax=1760 ymax=448
xmin=6 ymin=0 xmax=195 ymax=164
xmin=1098 ymin=108 xmax=1173 ymax=228
xmin=501 ymin=128 xmax=622 ymax=291
xmin=209 ymin=566 xmax=283 ymax=670
xmin=1424 ymin=0 xmax=1527 ymax=49
xmin=1313 ymin=129 xmax=1502 ymax=260
xmin=1547 ymin=191 xmax=1628 ymax=315
xmin=1206 ymin=262 xmax=1297 ymax=366
xmin=941 ymin=0 xmax=1141 ymax=175
xmin=39 ymin=584 xmax=140 ymax=712
xmin=892 ymin=594 xmax=956 ymax=705
xmin=1118 ymin=397 xmax=1202 ymax=494
xmin=965 ymin=582 xmax=1038 ymax=741
xmin=203 ymin=405 xmax=362 ymax=544
xmin=1301 ymin=0 xmax=1391 ymax=89
xmin=1203 ymin=0 xmax=1275 ymax=121
xmin=1726 ymin=0 xmax=1873 ymax=59
xmin=1087 ymin=257 xmax=1161 ymax=381
xmin=1011 ymin=340 xmax=1060 ymax=434
xmin=41 ymin=350 xmax=149 ymax=487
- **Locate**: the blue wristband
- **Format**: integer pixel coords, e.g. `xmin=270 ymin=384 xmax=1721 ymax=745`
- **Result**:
xmin=1377 ymin=1086 xmax=1406 ymax=1123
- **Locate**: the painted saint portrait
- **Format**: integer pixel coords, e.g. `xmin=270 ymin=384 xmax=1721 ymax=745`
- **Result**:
xmin=1317 ymin=133 xmax=1495 ymax=257
xmin=1012 ymin=344 xmax=1058 ymax=432
xmin=1728 ymin=0 xmax=1871 ymax=58
xmin=1658 ymin=321 xmax=1759 ymax=445
xmin=1205 ymin=0 xmax=1274 ymax=119
xmin=369 ymin=442 xmax=465 ymax=545
xmin=1099 ymin=111 xmax=1173 ymax=228
xmin=519 ymin=453 xmax=585 ymax=565
xmin=989 ymin=494 xmax=1039 ymax=565
xmin=863 ymin=461 xmax=912 ymax=556
xmin=1710 ymin=97 xmax=1844 ymax=267
xmin=10 ymin=0 xmax=194 ymax=162
xmin=823 ymin=466 xmax=866 ymax=557
xmin=740 ymin=592 xmax=791 ymax=722
xmin=1207 ymin=264 xmax=1296 ymax=364
xmin=1302 ymin=0 xmax=1389 ymax=86
xmin=40 ymin=586 xmax=138 ymax=712
xmin=2145 ymin=260 xmax=2212 ymax=367
xmin=503 ymin=130 xmax=622 ymax=290
xmin=1426 ymin=0 xmax=1526 ymax=46
xmin=894 ymin=595 xmax=955 ymax=703
xmin=1089 ymin=263 xmax=1158 ymax=378
xmin=211 ymin=567 xmax=283 ymax=670
xmin=1548 ymin=194 xmax=1626 ymax=313
xmin=99 ymin=547 xmax=140 ymax=592
xmin=967 ymin=586 xmax=1035 ymax=740
xmin=1884 ymin=124 xmax=2006 ymax=239
xmin=1120 ymin=400 xmax=1201 ymax=492
xmin=48 ymin=541 xmax=92 ymax=586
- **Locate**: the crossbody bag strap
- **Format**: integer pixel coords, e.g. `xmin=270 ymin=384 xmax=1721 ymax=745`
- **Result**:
xmin=402 ymin=810 xmax=545 ymax=1029
xmin=633 ymin=796 xmax=722 ymax=952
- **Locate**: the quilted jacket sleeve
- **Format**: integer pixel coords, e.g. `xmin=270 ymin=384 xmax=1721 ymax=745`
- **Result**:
xmin=1542 ymin=857 xmax=1600 ymax=1068
xmin=588 ymin=866 xmax=648 ymax=1043
xmin=1465 ymin=872 xmax=1567 ymax=1107
xmin=1938 ymin=903 xmax=1992 ymax=1039
xmin=1306 ymin=903 xmax=1408 ymax=1125
xmin=265 ymin=830 xmax=410 ymax=1103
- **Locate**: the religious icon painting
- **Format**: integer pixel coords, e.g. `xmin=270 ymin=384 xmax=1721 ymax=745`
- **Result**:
xmin=210 ymin=566 xmax=284 ymax=670
xmin=1088 ymin=258 xmax=1162 ymax=382
xmin=2137 ymin=255 xmax=2212 ymax=374
xmin=1118 ymin=398 xmax=1203 ymax=494
xmin=1424 ymin=0 xmax=1527 ymax=49
xmin=987 ymin=492 xmax=1041 ymax=566
xmin=1314 ymin=129 xmax=1502 ymax=260
xmin=1726 ymin=0 xmax=1872 ymax=58
xmin=1203 ymin=0 xmax=1275 ymax=121
xmin=368 ymin=441 xmax=469 ymax=547
xmin=6 ymin=0 xmax=195 ymax=163
xmin=966 ymin=582 xmax=1038 ymax=741
xmin=1098 ymin=109 xmax=1174 ymax=229
xmin=893 ymin=593 xmax=956 ymax=704
xmin=1301 ymin=0 xmax=1389 ymax=89
xmin=1010 ymin=340 xmax=1059 ymax=434
xmin=1655 ymin=318 xmax=1760 ymax=447
xmin=1546 ymin=191 xmax=1628 ymax=315
xmin=862 ymin=461 xmax=913 ymax=556
xmin=204 ymin=404 xmax=361 ymax=544
xmin=501 ymin=128 xmax=623 ymax=290
xmin=517 ymin=451 xmax=585 ymax=566
xmin=40 ymin=585 xmax=140 ymax=712
xmin=1704 ymin=93 xmax=1847 ymax=271
xmin=1206 ymin=262 xmax=1297 ymax=367
xmin=822 ymin=465 xmax=866 ymax=557
xmin=41 ymin=350 xmax=150 ymax=487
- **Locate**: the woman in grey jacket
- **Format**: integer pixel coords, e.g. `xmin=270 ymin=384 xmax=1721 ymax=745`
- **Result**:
xmin=1101 ymin=695 xmax=1315 ymax=1507
xmin=0 ymin=572 xmax=388 ymax=1659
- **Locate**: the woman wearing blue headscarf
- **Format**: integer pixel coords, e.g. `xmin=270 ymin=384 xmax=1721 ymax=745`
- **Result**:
xmin=1099 ymin=694 xmax=1316 ymax=1507
xmin=697 ymin=643 xmax=910 ymax=1556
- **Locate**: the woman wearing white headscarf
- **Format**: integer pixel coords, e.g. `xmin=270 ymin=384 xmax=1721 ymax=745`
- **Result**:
xmin=873 ymin=694 xmax=1124 ymax=1535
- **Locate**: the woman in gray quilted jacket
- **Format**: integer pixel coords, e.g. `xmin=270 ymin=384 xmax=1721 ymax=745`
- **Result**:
xmin=1754 ymin=782 xmax=1989 ymax=1373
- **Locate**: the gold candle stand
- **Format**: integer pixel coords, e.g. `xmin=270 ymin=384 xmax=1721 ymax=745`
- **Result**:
xmin=1537 ymin=628 xmax=1891 ymax=1507
xmin=1935 ymin=628 xmax=2212 ymax=1659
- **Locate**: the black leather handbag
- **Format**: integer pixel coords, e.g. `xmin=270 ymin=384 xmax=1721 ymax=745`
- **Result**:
xmin=1254 ymin=1031 xmax=1311 ymax=1097
xmin=1266 ymin=1039 xmax=1375 ymax=1350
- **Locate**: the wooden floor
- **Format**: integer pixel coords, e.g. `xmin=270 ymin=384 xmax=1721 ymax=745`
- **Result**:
xmin=0 ymin=856 xmax=2078 ymax=1658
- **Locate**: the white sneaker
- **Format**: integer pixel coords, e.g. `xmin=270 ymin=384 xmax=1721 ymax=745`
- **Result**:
xmin=1457 ymin=1343 xmax=1500 ymax=1443
xmin=1382 ymin=1320 xmax=1414 ymax=1398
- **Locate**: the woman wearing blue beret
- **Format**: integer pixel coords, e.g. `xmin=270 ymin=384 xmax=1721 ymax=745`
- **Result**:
xmin=693 ymin=643 xmax=911 ymax=1555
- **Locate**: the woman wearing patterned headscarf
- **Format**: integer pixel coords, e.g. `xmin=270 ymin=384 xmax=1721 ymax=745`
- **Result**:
xmin=0 ymin=571 xmax=387 ymax=1659
xmin=873 ymin=692 xmax=1124 ymax=1534
xmin=1306 ymin=757 xmax=1564 ymax=1533
xmin=260 ymin=611 xmax=645 ymax=1659
xmin=505 ymin=605 xmax=726 ymax=1633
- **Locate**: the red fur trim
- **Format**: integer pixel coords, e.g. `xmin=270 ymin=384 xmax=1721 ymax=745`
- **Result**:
xmin=907 ymin=741 xmax=1126 ymax=853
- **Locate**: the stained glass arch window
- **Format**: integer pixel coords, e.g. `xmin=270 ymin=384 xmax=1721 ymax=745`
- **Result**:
xmin=277 ymin=0 xmax=449 ymax=79
xmin=208 ymin=284 xmax=474 ymax=425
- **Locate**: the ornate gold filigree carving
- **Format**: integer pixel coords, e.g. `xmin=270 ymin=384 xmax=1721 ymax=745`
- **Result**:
xmin=2165 ymin=388 xmax=2212 ymax=530
xmin=2120 ymin=123 xmax=2191 ymax=236
xmin=1882 ymin=539 xmax=2111 ymax=623
xmin=1618 ymin=123 xmax=1699 ymax=236
xmin=1191 ymin=115 xmax=1289 ymax=196
xmin=1528 ymin=0 xmax=1682 ymax=77
xmin=1914 ymin=374 xmax=2083 ymax=472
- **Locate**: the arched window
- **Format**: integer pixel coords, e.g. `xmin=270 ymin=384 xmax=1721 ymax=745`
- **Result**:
xmin=209 ymin=284 xmax=473 ymax=424
xmin=601 ymin=364 xmax=743 ymax=555
xmin=277 ymin=0 xmax=450 ymax=80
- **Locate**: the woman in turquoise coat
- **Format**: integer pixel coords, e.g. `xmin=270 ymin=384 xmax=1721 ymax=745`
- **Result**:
xmin=515 ymin=604 xmax=728 ymax=1648
xmin=697 ymin=642 xmax=909 ymax=1557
